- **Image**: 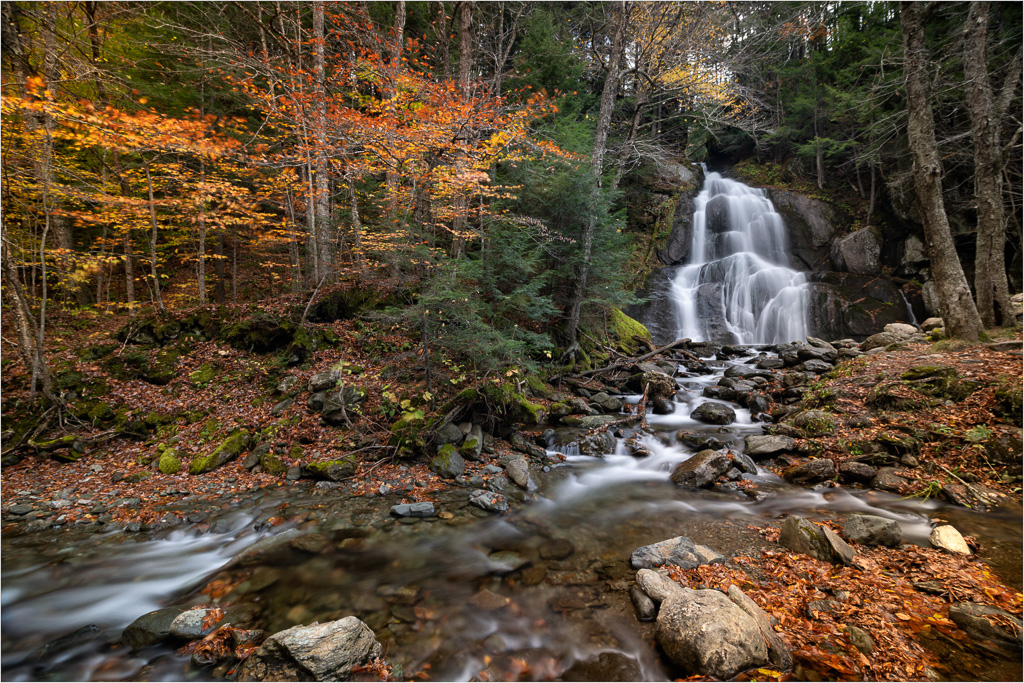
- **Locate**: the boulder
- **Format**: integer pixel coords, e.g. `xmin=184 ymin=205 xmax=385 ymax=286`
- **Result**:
xmin=779 ymin=516 xmax=854 ymax=565
xmin=501 ymin=454 xmax=537 ymax=491
xmin=831 ymin=227 xmax=882 ymax=275
xmin=871 ymin=468 xmax=910 ymax=493
xmin=727 ymin=585 xmax=793 ymax=670
xmin=307 ymin=369 xmax=341 ymax=393
xmin=929 ymin=525 xmax=970 ymax=555
xmin=629 ymin=586 xmax=657 ymax=622
xmin=430 ymin=445 xmax=465 ymax=479
xmin=920 ymin=317 xmax=944 ymax=332
xmin=884 ymin=322 xmax=918 ymax=337
xmin=676 ymin=432 xmax=728 ymax=451
xmin=861 ymin=331 xmax=903 ymax=351
xmin=843 ymin=514 xmax=902 ymax=547
xmin=433 ymin=422 xmax=465 ymax=447
xmin=321 ymin=386 xmax=368 ymax=425
xmin=690 ymin=402 xmax=736 ymax=425
xmin=789 ymin=410 xmax=836 ymax=436
xmin=670 ymin=450 xmax=732 ymax=488
xmin=626 ymin=371 xmax=678 ymax=401
xmin=948 ymin=603 xmax=1023 ymax=651
xmin=170 ymin=608 xmax=220 ymax=640
xmin=656 ymin=589 xmax=769 ymax=680
xmin=591 ymin=392 xmax=623 ymax=413
xmin=838 ymin=461 xmax=877 ymax=485
xmin=744 ymin=435 xmax=797 ymax=458
xmin=235 ymin=617 xmax=384 ymax=682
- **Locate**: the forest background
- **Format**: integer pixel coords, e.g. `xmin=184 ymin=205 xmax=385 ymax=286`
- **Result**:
xmin=2 ymin=0 xmax=1021 ymax=405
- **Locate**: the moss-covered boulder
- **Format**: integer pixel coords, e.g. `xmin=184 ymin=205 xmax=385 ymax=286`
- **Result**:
xmin=72 ymin=399 xmax=115 ymax=426
xmin=222 ymin=312 xmax=296 ymax=353
xmin=789 ymin=410 xmax=838 ymax=437
xmin=143 ymin=347 xmax=184 ymax=386
xmin=900 ymin=365 xmax=973 ymax=401
xmin=190 ymin=363 xmax=218 ymax=387
xmin=189 ymin=429 xmax=251 ymax=475
xmin=302 ymin=455 xmax=357 ymax=481
xmin=478 ymin=384 xmax=546 ymax=426
xmin=608 ymin=308 xmax=652 ymax=355
xmin=259 ymin=451 xmax=288 ymax=476
xmin=322 ymin=386 xmax=369 ymax=425
xmin=79 ymin=343 xmax=118 ymax=362
xmin=430 ymin=444 xmax=466 ymax=479
xmin=158 ymin=449 xmax=183 ymax=474
xmin=102 ymin=350 xmax=150 ymax=382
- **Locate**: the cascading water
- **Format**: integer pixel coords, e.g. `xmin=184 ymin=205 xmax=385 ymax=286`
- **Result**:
xmin=672 ymin=172 xmax=811 ymax=345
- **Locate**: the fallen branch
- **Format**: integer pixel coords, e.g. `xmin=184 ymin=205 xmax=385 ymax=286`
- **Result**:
xmin=558 ymin=338 xmax=692 ymax=379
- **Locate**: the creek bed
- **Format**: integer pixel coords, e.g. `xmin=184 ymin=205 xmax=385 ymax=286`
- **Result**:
xmin=2 ymin=351 xmax=1020 ymax=681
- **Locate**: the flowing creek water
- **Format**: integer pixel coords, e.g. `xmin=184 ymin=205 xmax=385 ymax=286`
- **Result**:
xmin=4 ymin=347 xmax=1021 ymax=682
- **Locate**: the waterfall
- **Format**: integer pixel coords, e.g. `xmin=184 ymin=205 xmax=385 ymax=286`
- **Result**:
xmin=671 ymin=172 xmax=810 ymax=345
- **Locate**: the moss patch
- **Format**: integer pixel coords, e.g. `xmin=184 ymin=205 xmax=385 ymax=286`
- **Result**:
xmin=607 ymin=308 xmax=651 ymax=355
xmin=189 ymin=428 xmax=251 ymax=475
xmin=191 ymin=363 xmax=218 ymax=387
xmin=302 ymin=456 xmax=357 ymax=481
xmin=158 ymin=449 xmax=183 ymax=474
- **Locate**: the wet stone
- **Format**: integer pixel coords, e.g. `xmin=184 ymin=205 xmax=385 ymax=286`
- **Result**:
xmin=539 ymin=538 xmax=575 ymax=561
xmin=690 ymin=402 xmax=736 ymax=425
xmin=390 ymin=502 xmax=435 ymax=518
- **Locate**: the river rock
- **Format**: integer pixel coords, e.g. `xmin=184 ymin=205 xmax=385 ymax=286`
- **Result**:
xmin=656 ymin=588 xmax=769 ymax=680
xmin=732 ymin=452 xmax=758 ymax=475
xmin=948 ymin=603 xmax=1023 ymax=651
xmin=669 ymin=450 xmax=732 ymax=488
xmin=727 ymin=585 xmax=793 ymax=670
xmin=920 ymin=317 xmax=944 ymax=331
xmin=844 ymin=514 xmax=902 ymax=547
xmin=321 ymin=386 xmax=368 ymax=425
xmin=861 ymin=330 xmax=905 ymax=352
xmin=630 ymin=585 xmax=658 ymax=622
xmin=871 ymin=467 xmax=909 ymax=493
xmin=631 ymin=536 xmax=702 ymax=570
xmin=559 ymin=414 xmax=621 ymax=429
xmin=940 ymin=481 xmax=1011 ymax=512
xmin=390 ymin=502 xmax=435 ymax=518
xmin=591 ymin=392 xmax=623 ymax=413
xmin=756 ymin=357 xmax=786 ymax=369
xmin=433 ymin=421 xmax=465 ymax=446
xmin=636 ymin=568 xmax=684 ymax=603
xmin=122 ymin=606 xmax=187 ymax=650
xmin=839 ymin=461 xmax=877 ymax=484
xmin=430 ymin=445 xmax=465 ymax=479
xmin=744 ymin=434 xmax=797 ymax=458
xmin=170 ymin=608 xmax=220 ymax=639
xmin=884 ymin=322 xmax=918 ymax=337
xmin=563 ymin=651 xmax=643 ymax=682
xmin=690 ymin=402 xmax=736 ymax=425
xmin=235 ymin=617 xmax=383 ymax=682
xmin=779 ymin=516 xmax=851 ymax=565
xmin=539 ymin=538 xmax=575 ymax=561
xmin=651 ymin=397 xmax=675 ymax=414
xmin=469 ymin=489 xmax=510 ymax=513
xmin=501 ymin=454 xmax=537 ymax=491
xmin=626 ymin=371 xmax=678 ymax=400
xmin=676 ymin=432 xmax=728 ymax=451
xmin=846 ymin=624 xmax=874 ymax=655
xmin=796 ymin=359 xmax=834 ymax=374
xmin=783 ymin=458 xmax=836 ymax=484
xmin=929 ymin=525 xmax=971 ymax=555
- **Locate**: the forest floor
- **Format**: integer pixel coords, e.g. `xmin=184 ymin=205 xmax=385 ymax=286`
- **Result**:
xmin=1 ymin=306 xmax=1022 ymax=682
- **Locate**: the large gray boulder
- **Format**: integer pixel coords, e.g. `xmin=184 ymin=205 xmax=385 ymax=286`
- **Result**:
xmin=626 ymin=371 xmax=678 ymax=401
xmin=656 ymin=589 xmax=769 ymax=679
xmin=236 ymin=617 xmax=384 ymax=681
xmin=632 ymin=536 xmax=701 ymax=570
xmin=669 ymin=450 xmax=732 ymax=488
xmin=843 ymin=514 xmax=902 ymax=547
xmin=831 ymin=227 xmax=882 ymax=275
xmin=727 ymin=585 xmax=793 ymax=670
xmin=779 ymin=516 xmax=856 ymax=566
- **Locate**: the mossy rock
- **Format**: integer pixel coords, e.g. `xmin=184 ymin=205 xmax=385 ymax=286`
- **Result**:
xmin=259 ymin=452 xmax=287 ymax=476
xmin=178 ymin=310 xmax=221 ymax=341
xmin=158 ymin=449 xmax=183 ymax=474
xmin=389 ymin=409 xmax=428 ymax=454
xmin=305 ymin=287 xmax=403 ymax=323
xmin=875 ymin=433 xmax=921 ymax=457
xmin=102 ymin=350 xmax=151 ymax=382
xmin=28 ymin=434 xmax=78 ymax=452
xmin=302 ymin=456 xmax=357 ymax=481
xmin=79 ymin=343 xmax=118 ymax=362
xmin=524 ymin=374 xmax=551 ymax=400
xmin=199 ymin=418 xmax=221 ymax=441
xmin=993 ymin=378 xmax=1023 ymax=426
xmin=286 ymin=326 xmax=338 ymax=364
xmin=478 ymin=383 xmax=546 ymax=426
xmin=191 ymin=363 xmax=218 ymax=387
xmin=124 ymin=471 xmax=152 ymax=483
xmin=56 ymin=370 xmax=87 ymax=393
xmin=607 ymin=308 xmax=652 ymax=355
xmin=222 ymin=311 xmax=296 ymax=353
xmin=900 ymin=365 xmax=971 ymax=401
xmin=430 ymin=443 xmax=465 ymax=479
xmin=142 ymin=347 xmax=184 ymax=386
xmin=72 ymin=399 xmax=115 ymax=426
xmin=865 ymin=382 xmax=927 ymax=412
xmin=189 ymin=428 xmax=251 ymax=475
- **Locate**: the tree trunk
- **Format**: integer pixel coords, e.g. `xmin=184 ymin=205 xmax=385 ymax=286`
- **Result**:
xmin=964 ymin=1 xmax=1015 ymax=327
xmin=564 ymin=1 xmax=630 ymax=348
xmin=901 ymin=1 xmax=982 ymax=340
xmin=313 ymin=0 xmax=333 ymax=282
xmin=385 ymin=1 xmax=406 ymax=217
xmin=144 ymin=161 xmax=165 ymax=312
xmin=459 ymin=1 xmax=474 ymax=94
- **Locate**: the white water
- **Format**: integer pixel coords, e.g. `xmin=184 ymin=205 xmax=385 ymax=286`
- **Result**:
xmin=672 ymin=173 xmax=810 ymax=345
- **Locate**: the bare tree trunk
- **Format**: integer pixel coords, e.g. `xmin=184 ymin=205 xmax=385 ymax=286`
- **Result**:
xmin=2 ymin=225 xmax=56 ymax=401
xmin=124 ymin=230 xmax=136 ymax=317
xmin=964 ymin=1 xmax=1017 ymax=327
xmin=313 ymin=0 xmax=332 ymax=282
xmin=144 ymin=161 xmax=165 ymax=312
xmin=901 ymin=1 xmax=982 ymax=340
xmin=459 ymin=1 xmax=474 ymax=94
xmin=385 ymin=1 xmax=406 ymax=217
xmin=564 ymin=1 xmax=630 ymax=349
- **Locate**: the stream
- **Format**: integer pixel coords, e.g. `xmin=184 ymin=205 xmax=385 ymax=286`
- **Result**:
xmin=4 ymin=347 xmax=1021 ymax=682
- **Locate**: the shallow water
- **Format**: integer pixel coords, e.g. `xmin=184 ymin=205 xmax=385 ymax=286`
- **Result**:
xmin=2 ymin=351 xmax=1020 ymax=681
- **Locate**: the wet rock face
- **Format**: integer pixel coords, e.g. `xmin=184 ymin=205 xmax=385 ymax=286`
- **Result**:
xmin=235 ymin=617 xmax=384 ymax=682
xmin=656 ymin=589 xmax=769 ymax=680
